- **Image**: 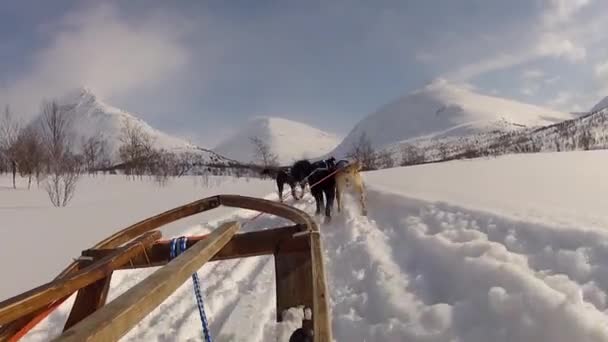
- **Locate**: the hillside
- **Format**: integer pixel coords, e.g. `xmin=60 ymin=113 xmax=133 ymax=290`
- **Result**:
xmin=590 ymin=96 xmax=608 ymax=113
xmin=213 ymin=117 xmax=340 ymax=165
xmin=30 ymin=87 xmax=230 ymax=165
xmin=331 ymin=79 xmax=572 ymax=158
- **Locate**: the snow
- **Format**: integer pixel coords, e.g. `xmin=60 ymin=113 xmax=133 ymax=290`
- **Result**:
xmin=591 ymin=96 xmax=608 ymax=113
xmin=331 ymin=79 xmax=573 ymax=158
xmin=31 ymin=87 xmax=227 ymax=162
xmin=0 ymin=174 xmax=272 ymax=301
xmin=365 ymin=150 xmax=608 ymax=229
xmin=5 ymin=150 xmax=608 ymax=341
xmin=213 ymin=117 xmax=340 ymax=165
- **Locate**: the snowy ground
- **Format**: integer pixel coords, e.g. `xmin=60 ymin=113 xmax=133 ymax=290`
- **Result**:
xmin=4 ymin=150 xmax=608 ymax=341
xmin=0 ymin=175 xmax=272 ymax=301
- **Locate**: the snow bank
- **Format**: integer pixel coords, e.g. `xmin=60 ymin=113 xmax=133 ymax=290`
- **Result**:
xmin=365 ymin=150 xmax=608 ymax=230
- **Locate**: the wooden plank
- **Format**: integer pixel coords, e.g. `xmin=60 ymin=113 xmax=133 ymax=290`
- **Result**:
xmin=309 ymin=230 xmax=333 ymax=341
xmin=96 ymin=197 xmax=220 ymax=249
xmin=62 ymin=273 xmax=112 ymax=331
xmin=274 ymin=251 xmax=314 ymax=321
xmin=0 ymin=231 xmax=161 ymax=325
xmin=219 ymin=195 xmax=315 ymax=227
xmin=54 ymin=221 xmax=239 ymax=342
xmin=82 ymin=224 xmax=308 ymax=269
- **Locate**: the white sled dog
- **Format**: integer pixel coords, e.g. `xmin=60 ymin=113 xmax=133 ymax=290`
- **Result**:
xmin=335 ymin=160 xmax=367 ymax=216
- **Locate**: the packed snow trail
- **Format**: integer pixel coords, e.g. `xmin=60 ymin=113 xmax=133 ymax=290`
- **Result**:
xmin=328 ymin=191 xmax=608 ymax=341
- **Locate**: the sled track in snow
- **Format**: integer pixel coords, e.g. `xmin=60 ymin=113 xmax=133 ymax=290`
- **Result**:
xmin=323 ymin=189 xmax=608 ymax=341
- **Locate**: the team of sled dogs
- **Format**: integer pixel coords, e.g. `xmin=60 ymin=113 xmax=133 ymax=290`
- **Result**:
xmin=265 ymin=157 xmax=367 ymax=221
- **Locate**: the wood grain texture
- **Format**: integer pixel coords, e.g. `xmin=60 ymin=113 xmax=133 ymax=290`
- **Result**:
xmin=54 ymin=221 xmax=239 ymax=342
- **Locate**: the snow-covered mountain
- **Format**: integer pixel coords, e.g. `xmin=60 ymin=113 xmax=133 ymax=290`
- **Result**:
xmin=31 ymin=87 xmax=230 ymax=164
xmin=331 ymin=79 xmax=572 ymax=158
xmin=213 ymin=117 xmax=340 ymax=165
xmin=590 ymin=96 xmax=608 ymax=113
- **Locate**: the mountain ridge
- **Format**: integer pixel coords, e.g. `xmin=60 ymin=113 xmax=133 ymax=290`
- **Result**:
xmin=330 ymin=79 xmax=573 ymax=158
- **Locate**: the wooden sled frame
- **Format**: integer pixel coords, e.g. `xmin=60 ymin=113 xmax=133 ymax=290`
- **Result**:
xmin=0 ymin=195 xmax=331 ymax=341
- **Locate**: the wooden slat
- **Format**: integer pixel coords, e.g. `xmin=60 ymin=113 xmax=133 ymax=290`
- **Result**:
xmin=218 ymin=195 xmax=315 ymax=227
xmin=96 ymin=197 xmax=220 ymax=249
xmin=309 ymin=230 xmax=332 ymax=341
xmin=0 ymin=231 xmax=161 ymax=325
xmin=82 ymin=224 xmax=308 ymax=269
xmin=275 ymin=251 xmax=314 ymax=321
xmin=54 ymin=221 xmax=239 ymax=342
xmin=62 ymin=273 xmax=112 ymax=331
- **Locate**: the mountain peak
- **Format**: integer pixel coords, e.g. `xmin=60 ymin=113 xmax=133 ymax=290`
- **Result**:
xmin=60 ymin=86 xmax=98 ymax=106
xmin=213 ymin=117 xmax=339 ymax=164
xmin=330 ymin=82 xmax=573 ymax=158
xmin=418 ymin=78 xmax=477 ymax=95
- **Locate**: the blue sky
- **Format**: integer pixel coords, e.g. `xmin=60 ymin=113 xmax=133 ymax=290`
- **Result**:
xmin=1 ymin=0 xmax=607 ymax=146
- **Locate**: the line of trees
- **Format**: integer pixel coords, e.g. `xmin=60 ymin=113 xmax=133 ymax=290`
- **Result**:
xmin=0 ymin=101 xmax=84 ymax=206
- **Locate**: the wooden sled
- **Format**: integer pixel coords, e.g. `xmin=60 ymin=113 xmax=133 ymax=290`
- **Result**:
xmin=0 ymin=195 xmax=331 ymax=341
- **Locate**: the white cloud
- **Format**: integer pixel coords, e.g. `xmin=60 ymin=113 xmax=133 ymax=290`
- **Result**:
xmin=446 ymin=54 xmax=530 ymax=81
xmin=595 ymin=61 xmax=608 ymax=79
xmin=521 ymin=85 xmax=539 ymax=96
xmin=0 ymin=4 xmax=191 ymax=120
xmin=547 ymin=90 xmax=593 ymax=112
xmin=543 ymin=0 xmax=591 ymax=27
xmin=549 ymin=91 xmax=573 ymax=107
xmin=537 ymin=34 xmax=586 ymax=62
xmin=442 ymin=0 xmax=592 ymax=81
xmin=522 ymin=69 xmax=545 ymax=80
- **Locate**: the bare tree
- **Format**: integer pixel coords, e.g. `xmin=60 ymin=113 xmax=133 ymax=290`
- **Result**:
xmin=118 ymin=120 xmax=155 ymax=177
xmin=45 ymin=154 xmax=80 ymax=207
xmin=250 ymin=136 xmax=278 ymax=167
xmin=38 ymin=100 xmax=80 ymax=206
xmin=436 ymin=142 xmax=450 ymax=160
xmin=346 ymin=132 xmax=376 ymax=170
xmin=82 ymin=134 xmax=110 ymax=173
xmin=39 ymin=101 xmax=73 ymax=164
xmin=0 ymin=106 xmax=22 ymax=188
xmin=400 ymin=144 xmax=424 ymax=166
xmin=15 ymin=126 xmax=44 ymax=189
xmin=375 ymin=150 xmax=394 ymax=169
xmin=579 ymin=130 xmax=593 ymax=150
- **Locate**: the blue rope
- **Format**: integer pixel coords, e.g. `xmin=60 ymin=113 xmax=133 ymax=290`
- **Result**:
xmin=170 ymin=236 xmax=213 ymax=342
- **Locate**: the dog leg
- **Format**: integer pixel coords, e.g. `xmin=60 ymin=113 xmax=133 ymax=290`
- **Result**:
xmin=277 ymin=181 xmax=284 ymax=203
xmin=359 ymin=181 xmax=367 ymax=216
xmin=290 ymin=184 xmax=298 ymax=200
xmin=325 ymin=186 xmax=335 ymax=220
xmin=313 ymin=191 xmax=323 ymax=215
xmin=335 ymin=178 xmax=342 ymax=213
